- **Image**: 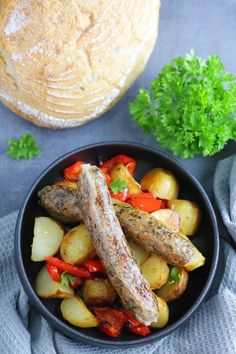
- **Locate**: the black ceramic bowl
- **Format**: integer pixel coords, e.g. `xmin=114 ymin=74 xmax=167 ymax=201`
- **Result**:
xmin=15 ymin=142 xmax=219 ymax=348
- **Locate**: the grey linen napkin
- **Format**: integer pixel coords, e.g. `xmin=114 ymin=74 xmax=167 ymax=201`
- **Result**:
xmin=0 ymin=156 xmax=236 ymax=354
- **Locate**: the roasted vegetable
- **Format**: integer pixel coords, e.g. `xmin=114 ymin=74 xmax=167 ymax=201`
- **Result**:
xmin=128 ymin=241 xmax=149 ymax=266
xmin=63 ymin=161 xmax=87 ymax=180
xmin=168 ymin=199 xmax=201 ymax=236
xmin=45 ymin=257 xmax=91 ymax=278
xmin=141 ymin=168 xmax=179 ymax=200
xmin=60 ymin=224 xmax=95 ymax=265
xmin=151 ymin=209 xmax=180 ymax=233
xmin=150 ymin=295 xmax=169 ymax=328
xmin=61 ymin=296 xmax=99 ymax=328
xmin=127 ymin=192 xmax=165 ymax=213
xmin=35 ymin=266 xmax=74 ymax=298
xmin=141 ymin=255 xmax=170 ymax=289
xmin=93 ymin=307 xmax=127 ymax=337
xmin=82 ymin=278 xmax=117 ymax=306
xmin=110 ymin=163 xmax=141 ymax=195
xmin=31 ymin=217 xmax=64 ymax=262
xmin=156 ymin=267 xmax=189 ymax=302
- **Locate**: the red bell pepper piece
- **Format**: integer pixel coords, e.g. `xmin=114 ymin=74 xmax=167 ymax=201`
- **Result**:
xmin=127 ymin=192 xmax=165 ymax=213
xmin=100 ymin=155 xmax=136 ymax=175
xmin=45 ymin=257 xmax=91 ymax=278
xmin=109 ymin=187 xmax=129 ymax=202
xmin=124 ymin=311 xmax=151 ymax=336
xmin=63 ymin=161 xmax=87 ymax=180
xmin=99 ymin=166 xmax=111 ymax=185
xmin=128 ymin=323 xmax=151 ymax=336
xmin=46 ymin=264 xmax=82 ymax=288
xmin=93 ymin=308 xmax=127 ymax=337
xmin=83 ymin=260 xmax=104 ymax=273
xmin=46 ymin=263 xmax=62 ymax=283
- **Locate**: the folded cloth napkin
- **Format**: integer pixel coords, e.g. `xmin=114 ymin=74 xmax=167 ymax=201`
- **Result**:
xmin=0 ymin=155 xmax=236 ymax=354
xmin=214 ymin=154 xmax=236 ymax=243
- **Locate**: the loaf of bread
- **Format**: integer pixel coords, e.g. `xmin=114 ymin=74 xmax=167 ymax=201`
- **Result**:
xmin=0 ymin=0 xmax=160 ymax=128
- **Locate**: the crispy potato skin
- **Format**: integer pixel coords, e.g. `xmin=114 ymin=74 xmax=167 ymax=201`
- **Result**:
xmin=141 ymin=255 xmax=170 ymax=289
xmin=60 ymin=224 xmax=95 ymax=265
xmin=141 ymin=168 xmax=179 ymax=200
xmin=61 ymin=296 xmax=99 ymax=328
xmin=82 ymin=278 xmax=117 ymax=306
xmin=168 ymin=199 xmax=201 ymax=236
xmin=110 ymin=163 xmax=142 ymax=195
xmin=150 ymin=295 xmax=169 ymax=328
xmin=156 ymin=267 xmax=189 ymax=302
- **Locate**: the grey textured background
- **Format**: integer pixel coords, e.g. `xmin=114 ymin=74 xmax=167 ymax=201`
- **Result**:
xmin=0 ymin=0 xmax=236 ymax=218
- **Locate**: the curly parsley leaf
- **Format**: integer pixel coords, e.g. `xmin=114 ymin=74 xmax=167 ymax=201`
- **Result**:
xmin=168 ymin=267 xmax=182 ymax=285
xmin=110 ymin=178 xmax=128 ymax=194
xmin=129 ymin=51 xmax=236 ymax=158
xmin=7 ymin=132 xmax=40 ymax=160
xmin=60 ymin=272 xmax=75 ymax=288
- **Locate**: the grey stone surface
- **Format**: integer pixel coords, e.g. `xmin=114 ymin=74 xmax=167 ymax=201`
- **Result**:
xmin=0 ymin=0 xmax=235 ymax=217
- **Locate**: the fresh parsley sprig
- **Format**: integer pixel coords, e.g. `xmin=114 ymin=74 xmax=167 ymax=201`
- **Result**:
xmin=60 ymin=272 xmax=75 ymax=288
xmin=7 ymin=132 xmax=40 ymax=160
xmin=109 ymin=178 xmax=128 ymax=194
xmin=129 ymin=51 xmax=236 ymax=158
xmin=168 ymin=267 xmax=182 ymax=285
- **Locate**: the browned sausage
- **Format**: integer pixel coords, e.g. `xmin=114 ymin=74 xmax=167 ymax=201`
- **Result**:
xmin=39 ymin=184 xmax=205 ymax=271
xmin=77 ymin=165 xmax=158 ymax=325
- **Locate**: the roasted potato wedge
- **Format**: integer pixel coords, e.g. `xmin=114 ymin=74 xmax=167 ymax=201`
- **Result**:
xmin=150 ymin=295 xmax=169 ymax=328
xmin=82 ymin=278 xmax=117 ymax=306
xmin=141 ymin=168 xmax=179 ymax=200
xmin=128 ymin=241 xmax=149 ymax=266
xmin=156 ymin=267 xmax=189 ymax=302
xmin=31 ymin=217 xmax=64 ymax=262
xmin=35 ymin=266 xmax=74 ymax=298
xmin=141 ymin=255 xmax=170 ymax=289
xmin=151 ymin=209 xmax=180 ymax=233
xmin=60 ymin=224 xmax=95 ymax=265
xmin=168 ymin=199 xmax=201 ymax=236
xmin=61 ymin=296 xmax=99 ymax=328
xmin=110 ymin=163 xmax=141 ymax=195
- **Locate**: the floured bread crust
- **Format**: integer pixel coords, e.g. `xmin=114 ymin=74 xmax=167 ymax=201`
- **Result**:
xmin=0 ymin=0 xmax=160 ymax=128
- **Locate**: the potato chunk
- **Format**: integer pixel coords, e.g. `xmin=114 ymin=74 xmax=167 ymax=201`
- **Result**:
xmin=110 ymin=163 xmax=141 ymax=195
xmin=150 ymin=295 xmax=169 ymax=328
xmin=141 ymin=168 xmax=179 ymax=200
xmin=82 ymin=278 xmax=117 ymax=306
xmin=168 ymin=199 xmax=201 ymax=236
xmin=141 ymin=255 xmax=170 ymax=289
xmin=156 ymin=267 xmax=189 ymax=302
xmin=31 ymin=217 xmax=64 ymax=262
xmin=128 ymin=241 xmax=149 ymax=266
xmin=35 ymin=266 xmax=74 ymax=298
xmin=61 ymin=296 xmax=99 ymax=328
xmin=60 ymin=224 xmax=95 ymax=265
xmin=151 ymin=209 xmax=180 ymax=233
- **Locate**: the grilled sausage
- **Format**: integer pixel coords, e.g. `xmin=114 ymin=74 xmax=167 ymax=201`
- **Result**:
xmin=38 ymin=185 xmax=82 ymax=223
xmin=77 ymin=165 xmax=158 ymax=325
xmin=38 ymin=184 xmax=205 ymax=271
xmin=113 ymin=200 xmax=205 ymax=271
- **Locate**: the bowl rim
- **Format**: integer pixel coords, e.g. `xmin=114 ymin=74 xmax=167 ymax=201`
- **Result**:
xmin=14 ymin=141 xmax=219 ymax=348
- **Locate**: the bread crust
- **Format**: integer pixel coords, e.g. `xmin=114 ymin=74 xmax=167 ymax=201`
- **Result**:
xmin=0 ymin=0 xmax=160 ymax=128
